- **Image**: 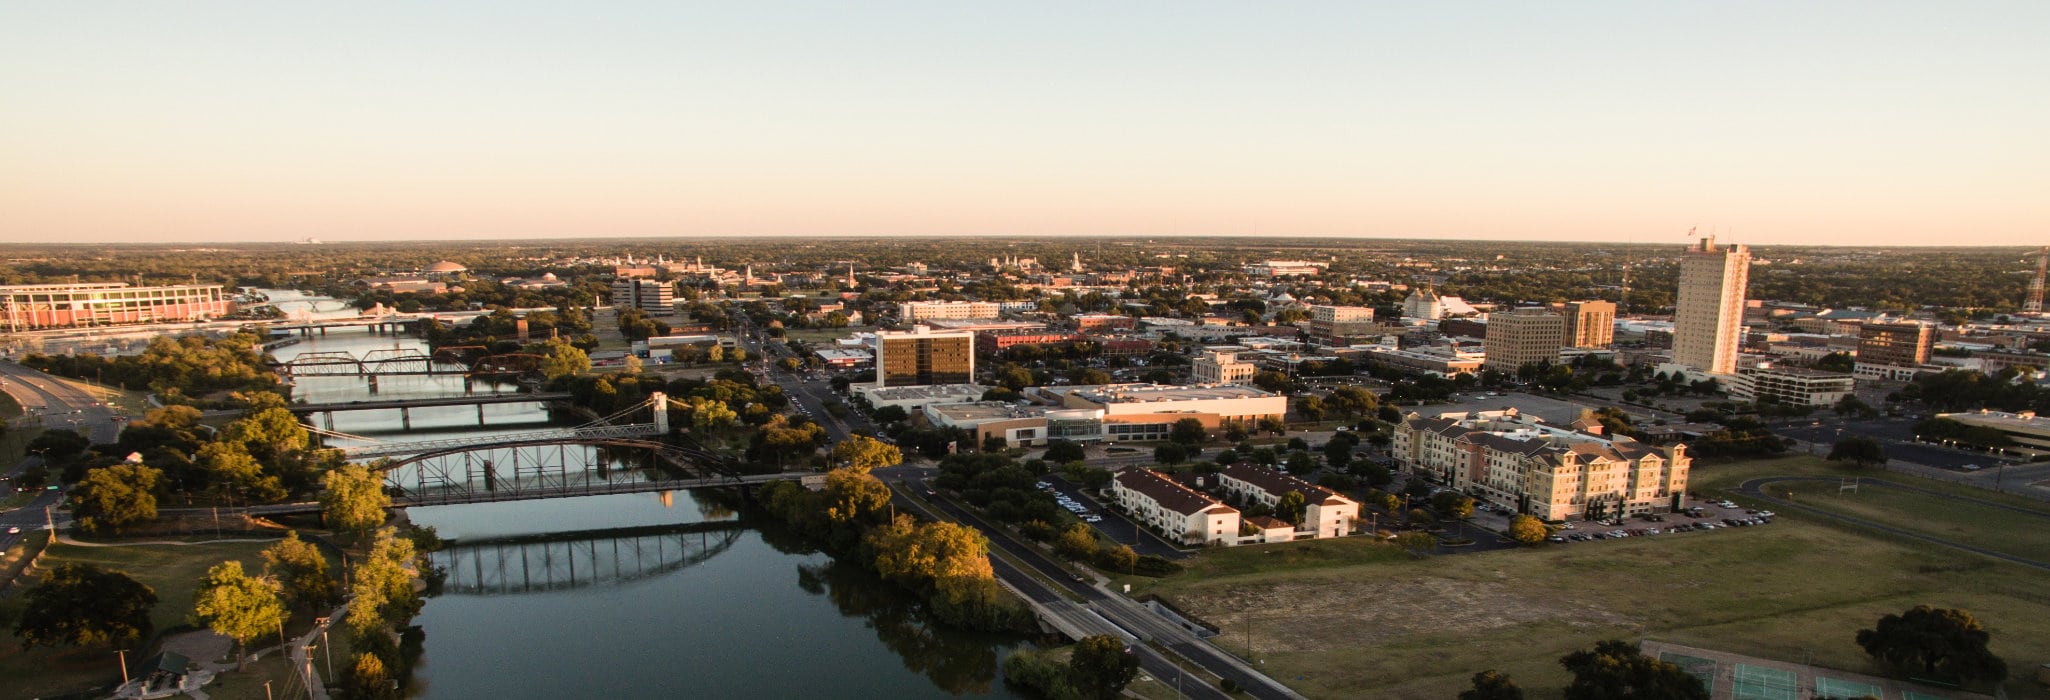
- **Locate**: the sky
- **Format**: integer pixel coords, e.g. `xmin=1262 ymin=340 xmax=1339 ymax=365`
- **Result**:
xmin=1 ymin=2 xmax=2044 ymax=246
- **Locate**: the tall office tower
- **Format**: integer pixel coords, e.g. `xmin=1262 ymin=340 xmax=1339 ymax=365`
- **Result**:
xmin=1673 ymin=236 xmax=1750 ymax=375
xmin=876 ymin=325 xmax=976 ymax=388
xmin=1482 ymin=308 xmax=1565 ymax=372
xmin=1562 ymin=300 xmax=1616 ymax=348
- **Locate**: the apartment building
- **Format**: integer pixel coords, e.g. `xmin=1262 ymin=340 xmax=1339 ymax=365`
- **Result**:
xmin=1561 ymin=300 xmax=1616 ymax=348
xmin=898 ymin=300 xmax=1001 ymax=322
xmin=1112 ymin=469 xmax=1241 ymax=546
xmin=1391 ymin=409 xmax=1691 ymax=521
xmin=1855 ymin=322 xmax=1934 ymax=380
xmin=1674 ymin=236 xmax=1751 ymax=375
xmin=1215 ymin=464 xmax=1358 ymax=539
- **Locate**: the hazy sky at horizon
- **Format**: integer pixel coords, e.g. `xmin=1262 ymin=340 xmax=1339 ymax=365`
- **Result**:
xmin=2 ymin=2 xmax=2044 ymax=245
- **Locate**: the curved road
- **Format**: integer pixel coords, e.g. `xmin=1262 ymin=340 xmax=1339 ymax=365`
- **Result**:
xmin=1735 ymin=476 xmax=2050 ymax=572
xmin=0 ymin=360 xmax=123 ymax=445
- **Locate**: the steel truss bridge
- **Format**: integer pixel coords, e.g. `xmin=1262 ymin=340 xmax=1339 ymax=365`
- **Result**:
xmin=429 ymin=520 xmax=746 ymax=596
xmin=274 ymin=348 xmax=542 ymax=378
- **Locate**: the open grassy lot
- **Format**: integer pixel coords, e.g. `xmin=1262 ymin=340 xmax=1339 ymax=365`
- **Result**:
xmin=1774 ymin=478 xmax=2050 ymax=563
xmin=1126 ymin=461 xmax=2050 ymax=699
xmin=0 ymin=539 xmax=276 ymax=699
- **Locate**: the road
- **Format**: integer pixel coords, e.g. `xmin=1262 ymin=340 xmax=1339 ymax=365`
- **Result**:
xmin=897 ymin=475 xmax=1306 ymax=700
xmin=0 ymin=360 xmax=124 ymax=444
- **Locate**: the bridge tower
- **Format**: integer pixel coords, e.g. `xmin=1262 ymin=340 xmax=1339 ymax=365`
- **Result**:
xmin=650 ymin=392 xmax=669 ymax=434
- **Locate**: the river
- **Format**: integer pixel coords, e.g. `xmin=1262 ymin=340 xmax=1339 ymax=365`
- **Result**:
xmin=263 ymin=294 xmax=1033 ymax=699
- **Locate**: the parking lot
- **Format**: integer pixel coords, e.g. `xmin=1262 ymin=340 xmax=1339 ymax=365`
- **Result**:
xmin=1042 ymin=475 xmax=1187 ymax=559
xmin=1547 ymin=500 xmax=1776 ymax=544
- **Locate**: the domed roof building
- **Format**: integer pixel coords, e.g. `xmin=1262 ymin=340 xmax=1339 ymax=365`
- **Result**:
xmin=426 ymin=261 xmax=468 ymax=274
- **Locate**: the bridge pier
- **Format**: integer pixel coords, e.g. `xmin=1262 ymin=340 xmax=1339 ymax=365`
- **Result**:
xmin=322 ymin=412 xmax=335 ymax=431
xmin=366 ymin=375 xmax=379 ymax=395
xmin=401 ymin=406 xmax=411 ymax=430
xmin=477 ymin=404 xmax=486 ymax=426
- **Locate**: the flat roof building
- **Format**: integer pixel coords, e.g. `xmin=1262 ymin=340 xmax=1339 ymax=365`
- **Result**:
xmin=1483 ymin=308 xmax=1565 ymax=371
xmin=2 ymin=283 xmax=231 ymax=331
xmin=1562 ymin=300 xmax=1616 ymax=349
xmin=1674 ymin=236 xmax=1750 ymax=375
xmin=876 ymin=325 xmax=975 ymax=388
xmin=1727 ymin=366 xmax=1855 ymax=407
xmin=899 ymin=301 xmax=1002 ymax=322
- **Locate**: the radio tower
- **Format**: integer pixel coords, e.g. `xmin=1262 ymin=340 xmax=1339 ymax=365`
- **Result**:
xmin=2028 ymin=246 xmax=2048 ymax=313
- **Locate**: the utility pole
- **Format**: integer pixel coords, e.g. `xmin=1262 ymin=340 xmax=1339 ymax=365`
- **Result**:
xmin=118 ymin=649 xmax=130 ymax=685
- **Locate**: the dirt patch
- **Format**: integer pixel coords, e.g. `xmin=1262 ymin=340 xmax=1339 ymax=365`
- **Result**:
xmin=1172 ymin=574 xmax=1629 ymax=653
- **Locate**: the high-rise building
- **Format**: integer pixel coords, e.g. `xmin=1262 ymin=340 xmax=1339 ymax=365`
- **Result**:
xmin=1673 ymin=236 xmax=1750 ymax=375
xmin=1482 ymin=308 xmax=1565 ymax=371
xmin=1856 ymin=322 xmax=1933 ymax=367
xmin=1308 ymin=305 xmax=1381 ymax=345
xmin=1561 ymin=300 xmax=1616 ymax=348
xmin=876 ymin=325 xmax=976 ymax=388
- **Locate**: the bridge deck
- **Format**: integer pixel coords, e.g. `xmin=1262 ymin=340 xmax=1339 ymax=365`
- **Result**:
xmin=244 ymin=472 xmax=803 ymax=515
xmin=334 ymin=423 xmax=665 ymax=458
xmin=290 ymin=392 xmax=573 ymax=413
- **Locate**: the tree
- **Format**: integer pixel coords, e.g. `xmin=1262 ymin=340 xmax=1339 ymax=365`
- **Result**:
xmin=1043 ymin=440 xmax=1087 ymax=464
xmin=1055 ymin=523 xmax=1098 ymax=561
xmin=1856 ymin=605 xmax=2007 ymax=686
xmin=831 ymin=435 xmax=903 ymax=473
xmin=1461 ymin=670 xmax=1525 ymax=700
xmin=348 ymin=651 xmax=399 ymax=700
xmin=1327 ymin=386 xmax=1379 ymax=419
xmin=1169 ymin=418 xmax=1207 ymax=445
xmin=70 ymin=463 xmax=162 ymax=535
xmin=262 ymin=531 xmax=338 ymax=612
xmin=1275 ymin=491 xmax=1308 ymax=525
xmin=532 ymin=339 xmax=591 ymax=380
xmin=822 ymin=468 xmax=893 ymax=526
xmin=197 ymin=441 xmax=286 ymax=504
xmin=1394 ymin=531 xmax=1436 ymax=557
xmin=1507 ymin=515 xmax=1548 ymax=545
xmin=1153 ymin=443 xmax=1190 ymax=464
xmin=1068 ymin=634 xmax=1140 ymax=700
xmin=14 ymin=563 xmax=157 ymax=650
xmin=689 ymin=397 xmax=739 ymax=430
xmin=1559 ymin=639 xmax=1708 ymax=700
xmin=1827 ymin=436 xmax=1887 ymax=469
xmin=223 ymin=406 xmax=311 ymax=460
xmin=192 ymin=560 xmax=286 ymax=670
xmin=321 ymin=464 xmax=390 ymax=539
xmin=1433 ymin=491 xmax=1476 ymax=521
xmin=1095 ymin=544 xmax=1138 ymax=574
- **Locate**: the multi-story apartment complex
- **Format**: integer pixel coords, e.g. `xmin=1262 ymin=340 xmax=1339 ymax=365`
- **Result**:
xmin=1855 ymin=322 xmax=1934 ymax=380
xmin=610 ymin=278 xmax=675 ymax=315
xmin=1482 ymin=308 xmax=1565 ymax=371
xmin=1674 ymin=236 xmax=1751 ymax=375
xmin=898 ymin=300 xmax=1001 ymax=322
xmin=1215 ymin=464 xmax=1358 ymax=539
xmin=1726 ymin=366 xmax=1855 ymax=407
xmin=1112 ymin=469 xmax=1240 ymax=546
xmin=1561 ymin=300 xmax=1616 ymax=348
xmin=1391 ymin=409 xmax=1690 ymax=521
xmin=1 ymin=283 xmax=233 ymax=331
xmin=875 ymin=325 xmax=975 ymax=388
xmin=1191 ymin=350 xmax=1257 ymax=384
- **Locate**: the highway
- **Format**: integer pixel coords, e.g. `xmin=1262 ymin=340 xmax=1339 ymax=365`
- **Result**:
xmin=885 ymin=471 xmax=1306 ymax=700
xmin=0 ymin=360 xmax=124 ymax=444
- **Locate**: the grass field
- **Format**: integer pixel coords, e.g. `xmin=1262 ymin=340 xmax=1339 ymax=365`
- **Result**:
xmin=1775 ymin=478 xmax=2050 ymax=563
xmin=0 ymin=539 xmax=278 ymax=699
xmin=1124 ymin=457 xmax=2050 ymax=700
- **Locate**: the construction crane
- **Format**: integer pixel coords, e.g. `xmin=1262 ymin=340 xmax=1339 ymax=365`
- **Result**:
xmin=2028 ymin=246 xmax=2048 ymax=313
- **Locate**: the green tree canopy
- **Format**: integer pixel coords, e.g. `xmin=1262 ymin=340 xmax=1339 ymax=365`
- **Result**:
xmin=1827 ymin=436 xmax=1887 ymax=469
xmin=14 ymin=563 xmax=158 ymax=650
xmin=1275 ymin=490 xmax=1308 ymax=526
xmin=1068 ymin=634 xmax=1140 ymax=699
xmin=531 ymin=339 xmax=591 ymax=380
xmin=192 ymin=560 xmax=286 ymax=669
xmin=321 ymin=463 xmax=391 ymax=539
xmin=70 ymin=463 xmax=163 ymax=535
xmin=223 ymin=406 xmax=310 ymax=460
xmin=1432 ymin=491 xmax=1476 ymax=520
xmin=262 ymin=531 xmax=339 ymax=612
xmin=1054 ymin=523 xmax=1098 ymax=561
xmin=1559 ymin=639 xmax=1708 ymax=700
xmin=1042 ymin=440 xmax=1087 ymax=464
xmin=1168 ymin=418 xmax=1207 ymax=445
xmin=1856 ymin=605 xmax=2007 ymax=686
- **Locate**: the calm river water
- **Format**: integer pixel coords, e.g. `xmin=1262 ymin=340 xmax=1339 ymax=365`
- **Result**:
xmin=263 ymin=292 xmax=1031 ymax=698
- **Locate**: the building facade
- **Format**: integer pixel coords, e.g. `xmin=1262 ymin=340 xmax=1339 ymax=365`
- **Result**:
xmin=898 ymin=301 xmax=1001 ymax=322
xmin=1403 ymin=287 xmax=1443 ymax=320
xmin=1855 ymin=322 xmax=1934 ymax=379
xmin=1112 ymin=469 xmax=1241 ymax=546
xmin=875 ymin=326 xmax=976 ymax=387
xmin=2 ymin=283 xmax=232 ymax=331
xmin=1562 ymin=300 xmax=1616 ymax=348
xmin=1191 ymin=350 xmax=1257 ymax=384
xmin=610 ymin=278 xmax=675 ymax=314
xmin=1726 ymin=366 xmax=1855 ymax=407
xmin=1483 ymin=309 xmax=1565 ymax=371
xmin=1390 ymin=409 xmax=1691 ymax=521
xmin=1215 ymin=464 xmax=1358 ymax=539
xmin=1674 ymin=236 xmax=1751 ymax=375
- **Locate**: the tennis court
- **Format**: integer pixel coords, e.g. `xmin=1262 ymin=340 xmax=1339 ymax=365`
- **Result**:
xmin=1659 ymin=652 xmax=1719 ymax=693
xmin=1815 ymin=676 xmax=1882 ymax=699
xmin=1732 ymin=663 xmax=1799 ymax=700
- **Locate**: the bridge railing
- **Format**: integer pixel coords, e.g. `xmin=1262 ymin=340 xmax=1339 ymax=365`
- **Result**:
xmin=339 ymin=423 xmax=665 ymax=458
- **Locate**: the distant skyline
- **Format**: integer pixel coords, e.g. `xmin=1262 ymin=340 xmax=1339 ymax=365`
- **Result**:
xmin=3 ymin=2 xmax=2044 ymax=245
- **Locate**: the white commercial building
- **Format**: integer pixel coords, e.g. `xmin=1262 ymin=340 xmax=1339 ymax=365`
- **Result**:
xmin=1214 ymin=464 xmax=1358 ymax=539
xmin=898 ymin=301 xmax=1002 ymax=322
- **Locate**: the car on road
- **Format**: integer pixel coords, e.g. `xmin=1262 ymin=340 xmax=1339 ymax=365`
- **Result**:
xmin=6 ymin=527 xmax=18 ymax=534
